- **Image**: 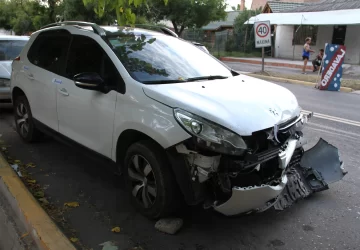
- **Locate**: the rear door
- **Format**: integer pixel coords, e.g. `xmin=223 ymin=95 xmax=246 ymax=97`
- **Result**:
xmin=56 ymin=34 xmax=122 ymax=157
xmin=25 ymin=30 xmax=71 ymax=130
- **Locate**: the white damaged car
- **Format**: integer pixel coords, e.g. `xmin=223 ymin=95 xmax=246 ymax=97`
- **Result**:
xmin=11 ymin=22 xmax=346 ymax=219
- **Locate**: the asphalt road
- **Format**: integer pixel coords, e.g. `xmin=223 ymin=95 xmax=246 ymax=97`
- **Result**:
xmin=0 ymin=82 xmax=360 ymax=250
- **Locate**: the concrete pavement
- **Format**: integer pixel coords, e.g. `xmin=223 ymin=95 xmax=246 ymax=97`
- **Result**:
xmin=0 ymin=82 xmax=360 ymax=250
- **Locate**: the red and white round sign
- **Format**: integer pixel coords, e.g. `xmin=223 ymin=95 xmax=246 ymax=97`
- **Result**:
xmin=256 ymin=23 xmax=270 ymax=38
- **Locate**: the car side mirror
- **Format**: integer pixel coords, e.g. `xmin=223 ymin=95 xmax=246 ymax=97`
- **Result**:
xmin=74 ymin=72 xmax=104 ymax=91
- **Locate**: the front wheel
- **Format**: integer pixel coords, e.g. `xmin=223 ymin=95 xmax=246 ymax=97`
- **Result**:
xmin=124 ymin=140 xmax=180 ymax=219
xmin=14 ymin=95 xmax=41 ymax=142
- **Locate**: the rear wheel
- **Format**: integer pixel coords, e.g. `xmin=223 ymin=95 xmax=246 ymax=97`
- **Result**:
xmin=124 ymin=140 xmax=180 ymax=219
xmin=14 ymin=96 xmax=41 ymax=142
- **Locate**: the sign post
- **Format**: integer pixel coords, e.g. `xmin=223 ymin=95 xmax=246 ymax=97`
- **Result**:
xmin=254 ymin=21 xmax=271 ymax=72
xmin=318 ymin=44 xmax=346 ymax=91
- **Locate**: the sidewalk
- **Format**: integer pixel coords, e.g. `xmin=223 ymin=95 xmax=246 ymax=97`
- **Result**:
xmin=221 ymin=57 xmax=360 ymax=76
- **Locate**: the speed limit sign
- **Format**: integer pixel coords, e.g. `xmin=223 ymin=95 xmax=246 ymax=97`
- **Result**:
xmin=254 ymin=21 xmax=271 ymax=48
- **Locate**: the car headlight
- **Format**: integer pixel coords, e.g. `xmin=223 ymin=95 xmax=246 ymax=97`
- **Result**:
xmin=174 ymin=109 xmax=247 ymax=155
xmin=0 ymin=79 xmax=10 ymax=87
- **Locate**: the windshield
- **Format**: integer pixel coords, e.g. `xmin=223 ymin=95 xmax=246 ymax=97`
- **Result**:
xmin=107 ymin=31 xmax=232 ymax=84
xmin=0 ymin=40 xmax=28 ymax=61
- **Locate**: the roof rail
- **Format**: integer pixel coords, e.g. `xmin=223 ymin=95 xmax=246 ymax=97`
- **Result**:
xmin=40 ymin=21 xmax=106 ymax=36
xmin=132 ymin=24 xmax=178 ymax=38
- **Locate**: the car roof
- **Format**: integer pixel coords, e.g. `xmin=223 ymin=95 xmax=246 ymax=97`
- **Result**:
xmin=37 ymin=22 xmax=178 ymax=40
xmin=0 ymin=35 xmax=29 ymax=40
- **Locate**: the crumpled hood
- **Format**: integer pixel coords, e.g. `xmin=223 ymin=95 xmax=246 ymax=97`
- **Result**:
xmin=143 ymin=74 xmax=300 ymax=136
xmin=0 ymin=61 xmax=12 ymax=79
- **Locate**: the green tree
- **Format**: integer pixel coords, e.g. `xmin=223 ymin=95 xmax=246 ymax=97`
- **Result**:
xmin=82 ymin=0 xmax=169 ymax=26
xmin=0 ymin=0 xmax=50 ymax=35
xmin=56 ymin=0 xmax=116 ymax=24
xmin=148 ymin=0 xmax=227 ymax=36
xmin=233 ymin=7 xmax=262 ymax=52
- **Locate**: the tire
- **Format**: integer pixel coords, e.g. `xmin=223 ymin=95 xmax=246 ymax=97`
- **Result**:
xmin=124 ymin=140 xmax=180 ymax=219
xmin=13 ymin=95 xmax=41 ymax=142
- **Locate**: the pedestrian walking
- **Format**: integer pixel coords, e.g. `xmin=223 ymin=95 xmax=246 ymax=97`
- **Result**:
xmin=312 ymin=49 xmax=324 ymax=73
xmin=302 ymin=37 xmax=315 ymax=74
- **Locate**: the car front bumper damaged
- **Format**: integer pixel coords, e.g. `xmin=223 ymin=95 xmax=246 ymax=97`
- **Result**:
xmin=213 ymin=138 xmax=346 ymax=216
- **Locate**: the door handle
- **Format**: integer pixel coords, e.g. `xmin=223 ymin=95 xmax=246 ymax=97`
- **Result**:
xmin=58 ymin=88 xmax=69 ymax=96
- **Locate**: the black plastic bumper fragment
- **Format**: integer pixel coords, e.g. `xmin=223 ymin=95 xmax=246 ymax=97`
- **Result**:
xmin=274 ymin=138 xmax=346 ymax=211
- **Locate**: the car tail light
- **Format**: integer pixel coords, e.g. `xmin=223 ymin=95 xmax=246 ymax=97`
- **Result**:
xmin=13 ymin=56 xmax=20 ymax=61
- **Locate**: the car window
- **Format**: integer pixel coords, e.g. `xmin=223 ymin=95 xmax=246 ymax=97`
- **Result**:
xmin=0 ymin=40 xmax=28 ymax=61
xmin=106 ymin=31 xmax=232 ymax=84
xmin=66 ymin=35 xmax=124 ymax=92
xmin=27 ymin=30 xmax=71 ymax=76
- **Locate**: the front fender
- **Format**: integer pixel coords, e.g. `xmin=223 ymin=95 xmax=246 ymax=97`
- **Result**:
xmin=112 ymin=92 xmax=191 ymax=161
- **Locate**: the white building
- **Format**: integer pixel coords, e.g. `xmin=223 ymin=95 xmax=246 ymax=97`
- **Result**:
xmin=247 ymin=0 xmax=360 ymax=65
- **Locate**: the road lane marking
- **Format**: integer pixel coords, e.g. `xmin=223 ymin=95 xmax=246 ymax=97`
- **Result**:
xmin=307 ymin=122 xmax=360 ymax=141
xmin=302 ymin=110 xmax=360 ymax=127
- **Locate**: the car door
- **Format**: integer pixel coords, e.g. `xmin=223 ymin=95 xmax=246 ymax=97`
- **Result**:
xmin=56 ymin=34 xmax=121 ymax=158
xmin=25 ymin=30 xmax=71 ymax=130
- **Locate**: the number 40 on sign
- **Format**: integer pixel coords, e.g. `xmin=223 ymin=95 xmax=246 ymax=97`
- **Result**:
xmin=254 ymin=21 xmax=271 ymax=48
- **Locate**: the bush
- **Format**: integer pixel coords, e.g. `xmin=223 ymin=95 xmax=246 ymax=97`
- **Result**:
xmin=225 ymin=37 xmax=236 ymax=52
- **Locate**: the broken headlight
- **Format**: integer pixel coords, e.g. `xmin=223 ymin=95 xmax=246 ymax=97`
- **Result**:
xmin=174 ymin=109 xmax=247 ymax=155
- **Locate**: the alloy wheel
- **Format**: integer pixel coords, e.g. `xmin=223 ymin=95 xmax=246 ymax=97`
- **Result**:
xmin=128 ymin=155 xmax=157 ymax=208
xmin=16 ymin=102 xmax=29 ymax=137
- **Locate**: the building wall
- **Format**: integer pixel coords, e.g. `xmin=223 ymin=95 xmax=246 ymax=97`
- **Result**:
xmin=344 ymin=26 xmax=360 ymax=65
xmin=274 ymin=25 xmax=360 ymax=64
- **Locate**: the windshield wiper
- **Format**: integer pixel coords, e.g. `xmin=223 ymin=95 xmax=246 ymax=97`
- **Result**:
xmin=186 ymin=75 xmax=229 ymax=82
xmin=142 ymin=79 xmax=187 ymax=84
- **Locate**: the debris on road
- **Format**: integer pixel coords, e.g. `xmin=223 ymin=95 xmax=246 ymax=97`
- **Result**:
xmin=111 ymin=227 xmax=121 ymax=233
xmin=64 ymin=202 xmax=80 ymax=208
xmin=10 ymin=164 xmax=22 ymax=177
xmin=155 ymin=218 xmax=183 ymax=235
xmin=70 ymin=237 xmax=79 ymax=243
xmin=26 ymin=163 xmax=36 ymax=168
xmin=99 ymin=241 xmax=119 ymax=250
xmin=38 ymin=198 xmax=49 ymax=205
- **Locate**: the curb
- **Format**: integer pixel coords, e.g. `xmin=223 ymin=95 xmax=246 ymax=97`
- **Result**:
xmin=221 ymin=57 xmax=313 ymax=70
xmin=244 ymin=73 xmax=353 ymax=93
xmin=0 ymin=153 xmax=76 ymax=250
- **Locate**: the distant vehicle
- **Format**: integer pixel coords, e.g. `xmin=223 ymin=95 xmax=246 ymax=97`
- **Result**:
xmin=0 ymin=35 xmax=29 ymax=103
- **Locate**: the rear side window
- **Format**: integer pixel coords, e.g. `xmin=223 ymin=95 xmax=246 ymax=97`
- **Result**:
xmin=27 ymin=30 xmax=71 ymax=76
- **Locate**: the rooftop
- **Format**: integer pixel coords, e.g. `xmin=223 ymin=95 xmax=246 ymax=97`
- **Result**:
xmin=265 ymin=1 xmax=305 ymax=13
xmin=282 ymin=0 xmax=360 ymax=12
xmin=202 ymin=11 xmax=241 ymax=31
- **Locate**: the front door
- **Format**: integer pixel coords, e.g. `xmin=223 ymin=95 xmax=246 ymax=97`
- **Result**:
xmin=332 ymin=25 xmax=347 ymax=45
xmin=57 ymin=35 xmax=121 ymax=158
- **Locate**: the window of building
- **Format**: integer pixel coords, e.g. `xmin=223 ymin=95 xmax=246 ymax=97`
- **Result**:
xmin=293 ymin=25 xmax=318 ymax=45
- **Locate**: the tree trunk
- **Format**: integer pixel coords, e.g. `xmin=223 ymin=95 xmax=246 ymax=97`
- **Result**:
xmin=48 ymin=0 xmax=56 ymax=23
xmin=172 ymin=20 xmax=179 ymax=35
xmin=178 ymin=26 xmax=185 ymax=37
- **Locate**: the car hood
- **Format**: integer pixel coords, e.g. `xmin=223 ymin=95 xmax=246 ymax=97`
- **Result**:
xmin=0 ymin=61 xmax=11 ymax=79
xmin=142 ymin=74 xmax=301 ymax=136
